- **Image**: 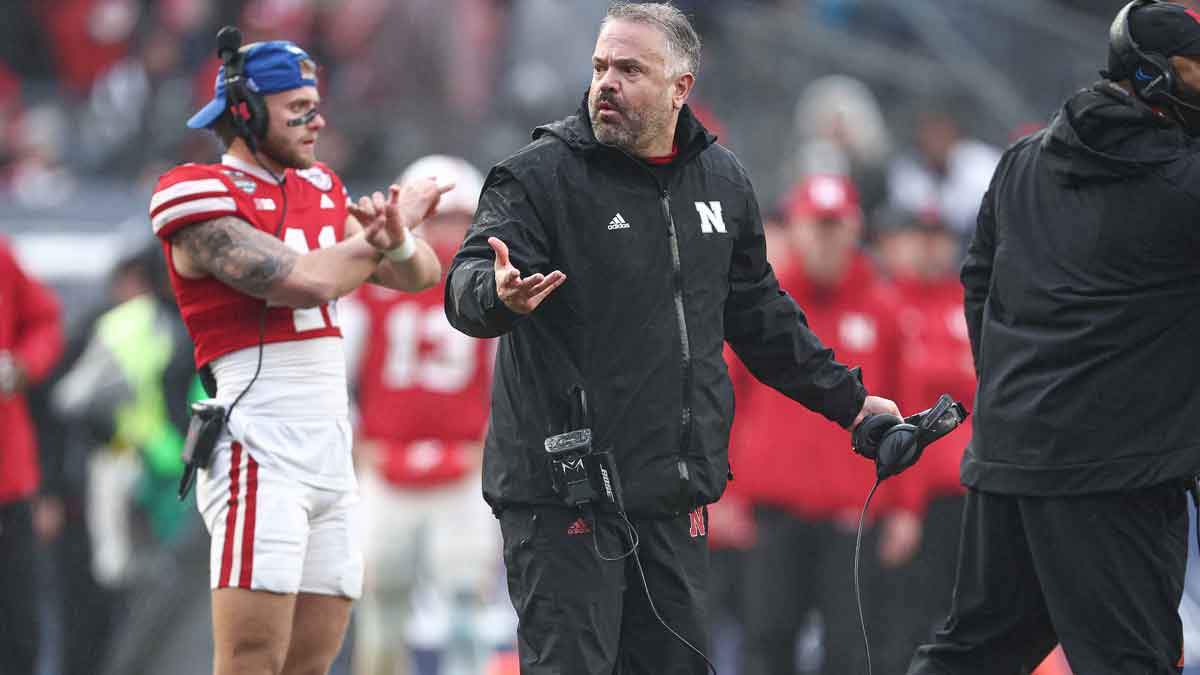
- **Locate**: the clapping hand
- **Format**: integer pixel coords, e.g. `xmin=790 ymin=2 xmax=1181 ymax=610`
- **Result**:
xmin=349 ymin=178 xmax=454 ymax=251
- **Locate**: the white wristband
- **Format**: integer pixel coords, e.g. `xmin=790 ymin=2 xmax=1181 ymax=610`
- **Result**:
xmin=382 ymin=235 xmax=418 ymax=262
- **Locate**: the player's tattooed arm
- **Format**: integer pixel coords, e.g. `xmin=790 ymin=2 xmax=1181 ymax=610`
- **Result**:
xmin=173 ymin=216 xmax=298 ymax=298
xmin=172 ymin=216 xmax=383 ymax=308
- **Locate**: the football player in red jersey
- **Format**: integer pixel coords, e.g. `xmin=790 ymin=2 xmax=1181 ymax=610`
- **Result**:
xmin=341 ymin=155 xmax=504 ymax=675
xmin=149 ymin=40 xmax=451 ymax=675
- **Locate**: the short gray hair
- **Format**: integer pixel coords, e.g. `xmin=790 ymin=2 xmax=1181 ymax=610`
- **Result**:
xmin=601 ymin=2 xmax=701 ymax=77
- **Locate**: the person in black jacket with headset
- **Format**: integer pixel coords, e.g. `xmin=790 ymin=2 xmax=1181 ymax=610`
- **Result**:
xmin=908 ymin=2 xmax=1200 ymax=673
xmin=445 ymin=3 xmax=900 ymax=673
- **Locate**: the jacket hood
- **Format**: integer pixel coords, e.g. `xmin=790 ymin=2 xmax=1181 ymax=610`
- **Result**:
xmin=533 ymin=93 xmax=717 ymax=161
xmin=1042 ymin=81 xmax=1196 ymax=184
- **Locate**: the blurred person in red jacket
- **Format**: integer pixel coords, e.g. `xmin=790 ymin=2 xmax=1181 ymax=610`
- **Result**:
xmin=340 ymin=155 xmax=503 ymax=675
xmin=704 ymin=206 xmax=790 ymax=675
xmin=732 ymin=174 xmax=905 ymax=675
xmin=37 ymin=0 xmax=137 ymax=96
xmin=0 ymin=236 xmax=65 ymax=675
xmin=871 ymin=205 xmax=976 ymax=666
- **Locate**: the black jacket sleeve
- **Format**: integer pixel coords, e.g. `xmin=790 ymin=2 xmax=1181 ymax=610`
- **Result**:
xmin=962 ymin=169 xmax=999 ymax=371
xmin=723 ymin=188 xmax=867 ymax=428
xmin=445 ymin=168 xmax=554 ymax=338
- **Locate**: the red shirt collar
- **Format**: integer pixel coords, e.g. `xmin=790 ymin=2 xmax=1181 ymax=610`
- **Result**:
xmin=644 ymin=142 xmax=679 ymax=166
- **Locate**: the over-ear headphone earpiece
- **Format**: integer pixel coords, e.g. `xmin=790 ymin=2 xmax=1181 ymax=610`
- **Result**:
xmin=216 ymin=26 xmax=269 ymax=150
xmin=1108 ymin=0 xmax=1179 ymax=103
xmin=1137 ymin=52 xmax=1175 ymax=101
xmin=207 ymin=28 xmax=290 ymax=441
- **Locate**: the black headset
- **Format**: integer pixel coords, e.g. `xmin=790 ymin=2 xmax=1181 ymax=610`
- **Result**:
xmin=1109 ymin=0 xmax=1179 ymax=103
xmin=207 ymin=27 xmax=289 ymax=429
xmin=216 ymin=26 xmax=269 ymax=150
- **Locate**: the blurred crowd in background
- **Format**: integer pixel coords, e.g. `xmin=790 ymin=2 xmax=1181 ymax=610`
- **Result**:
xmin=5 ymin=1 xmax=1200 ymax=674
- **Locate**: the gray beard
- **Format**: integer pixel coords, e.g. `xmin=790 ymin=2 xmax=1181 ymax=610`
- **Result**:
xmin=590 ymin=101 xmax=671 ymax=156
xmin=592 ymin=112 xmax=641 ymax=152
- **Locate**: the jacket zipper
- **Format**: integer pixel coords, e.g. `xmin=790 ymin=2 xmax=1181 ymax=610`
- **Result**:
xmin=619 ymin=144 xmax=699 ymax=493
xmin=660 ymin=190 xmax=694 ymax=466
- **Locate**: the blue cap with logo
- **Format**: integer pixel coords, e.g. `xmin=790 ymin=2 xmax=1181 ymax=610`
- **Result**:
xmin=187 ymin=41 xmax=316 ymax=130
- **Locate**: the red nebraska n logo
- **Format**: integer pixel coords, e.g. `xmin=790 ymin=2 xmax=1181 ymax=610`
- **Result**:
xmin=688 ymin=507 xmax=706 ymax=538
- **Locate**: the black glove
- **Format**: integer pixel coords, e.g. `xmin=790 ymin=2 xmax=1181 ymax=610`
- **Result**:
xmin=852 ymin=394 xmax=969 ymax=480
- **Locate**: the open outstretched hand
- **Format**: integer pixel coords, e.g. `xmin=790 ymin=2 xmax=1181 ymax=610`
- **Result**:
xmin=489 ymin=237 xmax=566 ymax=314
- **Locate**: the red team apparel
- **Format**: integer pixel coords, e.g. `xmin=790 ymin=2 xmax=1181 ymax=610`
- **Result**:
xmin=0 ymin=239 xmax=63 ymax=503
xmin=729 ymin=254 xmax=903 ymax=521
xmin=344 ymin=281 xmax=494 ymax=488
xmin=888 ymin=276 xmax=976 ymax=515
xmin=149 ymin=155 xmax=362 ymax=598
xmin=150 ymin=155 xmax=348 ymax=367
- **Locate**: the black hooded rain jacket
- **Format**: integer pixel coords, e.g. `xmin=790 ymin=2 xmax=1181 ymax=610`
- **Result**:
xmin=446 ymin=101 xmax=867 ymax=517
xmin=962 ymin=82 xmax=1200 ymax=495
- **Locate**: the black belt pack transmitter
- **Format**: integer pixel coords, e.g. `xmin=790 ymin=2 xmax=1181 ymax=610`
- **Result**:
xmin=177 ymin=399 xmax=226 ymax=500
xmin=545 ymin=389 xmax=624 ymax=511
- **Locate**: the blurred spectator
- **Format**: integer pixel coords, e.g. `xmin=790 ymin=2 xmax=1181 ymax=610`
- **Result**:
xmin=76 ymin=27 xmax=189 ymax=171
xmin=792 ymin=75 xmax=893 ymax=214
xmin=6 ymin=103 xmax=77 ymax=208
xmin=341 ymin=156 xmax=505 ymax=675
xmin=30 ymin=244 xmax=160 ymax=675
xmin=52 ymin=241 xmax=193 ymax=564
xmin=731 ymin=174 xmax=903 ymax=675
xmin=0 ymin=235 xmax=65 ymax=675
xmin=868 ymin=205 xmax=975 ymax=668
xmin=83 ymin=246 xmax=207 ymax=675
xmin=887 ymin=108 xmax=1000 ymax=241
xmin=36 ymin=0 xmax=139 ymax=97
xmin=869 ymin=204 xmax=943 ymax=276
xmin=48 ymin=240 xmax=202 ymax=675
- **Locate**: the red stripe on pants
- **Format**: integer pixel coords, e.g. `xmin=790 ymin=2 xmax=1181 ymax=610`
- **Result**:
xmin=219 ymin=442 xmax=243 ymax=588
xmin=239 ymin=454 xmax=259 ymax=589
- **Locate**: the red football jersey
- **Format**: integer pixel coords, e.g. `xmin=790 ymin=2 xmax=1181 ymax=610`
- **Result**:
xmin=149 ymin=155 xmax=349 ymax=367
xmin=345 ymin=281 xmax=494 ymax=487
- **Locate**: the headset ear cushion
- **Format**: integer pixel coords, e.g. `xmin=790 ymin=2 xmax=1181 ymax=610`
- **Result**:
xmin=1132 ymin=51 xmax=1171 ymax=99
xmin=224 ymin=78 xmax=268 ymax=143
xmin=875 ymin=423 xmax=920 ymax=480
xmin=245 ymin=93 xmax=269 ymax=140
xmin=852 ymin=414 xmax=903 ymax=461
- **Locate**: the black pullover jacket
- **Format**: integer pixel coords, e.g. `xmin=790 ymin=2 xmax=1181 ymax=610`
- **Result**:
xmin=445 ymin=100 xmax=867 ymax=517
xmin=962 ymin=82 xmax=1200 ymax=495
